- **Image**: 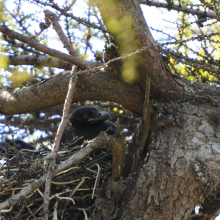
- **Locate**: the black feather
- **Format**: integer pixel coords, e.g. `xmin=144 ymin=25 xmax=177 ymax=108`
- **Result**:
xmin=61 ymin=106 xmax=116 ymax=146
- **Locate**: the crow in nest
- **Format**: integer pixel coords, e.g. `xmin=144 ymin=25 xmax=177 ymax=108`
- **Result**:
xmin=0 ymin=106 xmax=115 ymax=161
xmin=60 ymin=106 xmax=116 ymax=147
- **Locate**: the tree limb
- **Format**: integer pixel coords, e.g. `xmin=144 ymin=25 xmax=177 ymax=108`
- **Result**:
xmin=0 ymin=67 xmax=144 ymax=115
xmin=94 ymin=0 xmax=181 ymax=98
xmin=32 ymin=0 xmax=108 ymax=33
xmin=1 ymin=50 xmax=220 ymax=115
xmin=0 ymin=25 xmax=88 ymax=70
xmin=44 ymin=10 xmax=80 ymax=58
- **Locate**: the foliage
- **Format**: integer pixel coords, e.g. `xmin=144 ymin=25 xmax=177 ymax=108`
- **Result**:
xmin=145 ymin=0 xmax=220 ymax=84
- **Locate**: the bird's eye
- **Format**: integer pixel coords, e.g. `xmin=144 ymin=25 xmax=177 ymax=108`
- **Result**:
xmin=83 ymin=114 xmax=88 ymax=119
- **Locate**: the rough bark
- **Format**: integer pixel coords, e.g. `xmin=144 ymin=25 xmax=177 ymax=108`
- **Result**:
xmin=117 ymin=101 xmax=220 ymax=220
xmin=0 ymin=69 xmax=144 ymax=115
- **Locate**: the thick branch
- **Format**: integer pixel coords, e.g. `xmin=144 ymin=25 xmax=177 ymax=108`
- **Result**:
xmin=1 ymin=54 xmax=220 ymax=115
xmin=0 ymin=25 xmax=88 ymax=70
xmin=0 ymin=68 xmax=144 ymax=115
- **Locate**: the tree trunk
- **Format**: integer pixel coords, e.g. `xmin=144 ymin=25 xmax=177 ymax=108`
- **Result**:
xmin=98 ymin=101 xmax=220 ymax=220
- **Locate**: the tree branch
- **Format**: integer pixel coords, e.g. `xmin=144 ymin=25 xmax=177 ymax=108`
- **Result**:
xmin=0 ymin=25 xmax=88 ymax=70
xmin=140 ymin=1 xmax=216 ymax=18
xmin=44 ymin=10 xmax=80 ymax=58
xmin=0 ymin=67 xmax=144 ymax=115
xmin=8 ymin=54 xmax=98 ymax=69
xmin=1 ymin=45 xmax=220 ymax=115
xmin=32 ymin=0 xmax=108 ymax=33
xmin=43 ymin=66 xmax=77 ymax=219
xmin=94 ymin=0 xmax=181 ymax=98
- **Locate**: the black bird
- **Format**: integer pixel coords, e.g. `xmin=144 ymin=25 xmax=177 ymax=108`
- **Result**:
xmin=0 ymin=140 xmax=38 ymax=165
xmin=0 ymin=140 xmax=35 ymax=152
xmin=60 ymin=106 xmax=116 ymax=146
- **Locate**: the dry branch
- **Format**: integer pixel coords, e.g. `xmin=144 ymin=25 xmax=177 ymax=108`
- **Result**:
xmin=42 ymin=66 xmax=77 ymax=219
xmin=32 ymin=0 xmax=108 ymax=33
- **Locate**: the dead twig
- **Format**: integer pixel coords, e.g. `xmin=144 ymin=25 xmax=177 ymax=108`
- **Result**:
xmin=42 ymin=65 xmax=78 ymax=220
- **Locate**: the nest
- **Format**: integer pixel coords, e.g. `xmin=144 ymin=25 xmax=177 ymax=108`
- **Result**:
xmin=0 ymin=139 xmax=113 ymax=219
xmin=0 ymin=103 xmax=140 ymax=219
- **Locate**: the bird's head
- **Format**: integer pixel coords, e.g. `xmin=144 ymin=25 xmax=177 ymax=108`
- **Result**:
xmin=69 ymin=106 xmax=111 ymax=128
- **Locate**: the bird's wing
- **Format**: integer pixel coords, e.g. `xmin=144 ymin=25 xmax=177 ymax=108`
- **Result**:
xmin=60 ymin=126 xmax=75 ymax=146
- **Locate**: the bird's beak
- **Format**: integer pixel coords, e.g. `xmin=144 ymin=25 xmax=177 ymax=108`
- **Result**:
xmin=88 ymin=111 xmax=111 ymax=123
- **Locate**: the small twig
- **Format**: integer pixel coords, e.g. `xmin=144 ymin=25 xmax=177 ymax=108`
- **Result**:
xmin=53 ymin=201 xmax=58 ymax=220
xmin=27 ymin=206 xmax=37 ymax=220
xmin=55 ymin=167 xmax=79 ymax=176
xmin=51 ymin=179 xmax=80 ymax=185
xmin=32 ymin=0 xmax=108 ymax=33
xmin=56 ymin=194 xmax=75 ymax=205
xmin=9 ymin=139 xmax=22 ymax=184
xmin=91 ymin=164 xmax=101 ymax=199
xmin=42 ymin=65 xmax=78 ymax=220
xmin=15 ymin=204 xmax=25 ymax=218
xmin=69 ymin=179 xmax=85 ymax=198
xmin=0 ymin=206 xmax=13 ymax=213
xmin=65 ymin=178 xmax=86 ymax=207
xmin=211 ymin=0 xmax=220 ymax=21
